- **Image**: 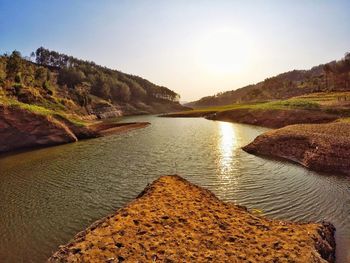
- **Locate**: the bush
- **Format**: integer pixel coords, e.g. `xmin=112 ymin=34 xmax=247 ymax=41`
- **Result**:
xmin=13 ymin=83 xmax=24 ymax=95
xmin=35 ymin=67 xmax=48 ymax=84
xmin=42 ymin=81 xmax=54 ymax=95
xmin=275 ymin=99 xmax=320 ymax=109
xmin=58 ymin=67 xmax=85 ymax=89
xmin=14 ymin=73 xmax=22 ymax=83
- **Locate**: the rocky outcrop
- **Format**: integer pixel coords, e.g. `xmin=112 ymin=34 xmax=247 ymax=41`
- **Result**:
xmin=207 ymin=108 xmax=338 ymax=128
xmin=243 ymin=122 xmax=350 ymax=175
xmin=88 ymin=101 xmax=123 ymax=119
xmin=49 ymin=175 xmax=336 ymax=263
xmin=0 ymin=105 xmax=78 ymax=153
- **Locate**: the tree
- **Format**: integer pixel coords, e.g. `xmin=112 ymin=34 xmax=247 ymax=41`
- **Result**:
xmin=35 ymin=66 xmax=48 ymax=86
xmin=58 ymin=67 xmax=85 ymax=89
xmin=0 ymin=58 xmax=6 ymax=82
xmin=111 ymin=81 xmax=131 ymax=102
xmin=6 ymin=51 xmax=23 ymax=80
xmin=30 ymin=52 xmax=35 ymax=62
xmin=35 ymin=47 xmax=50 ymax=65
xmin=323 ymin=64 xmax=332 ymax=90
xmin=91 ymin=75 xmax=110 ymax=99
xmin=127 ymin=80 xmax=146 ymax=99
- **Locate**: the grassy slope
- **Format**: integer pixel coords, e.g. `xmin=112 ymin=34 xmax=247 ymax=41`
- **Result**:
xmin=0 ymin=91 xmax=87 ymax=127
xmin=0 ymin=51 xmax=185 ymax=131
xmin=166 ymin=92 xmax=350 ymax=120
xmin=190 ymin=52 xmax=349 ymax=108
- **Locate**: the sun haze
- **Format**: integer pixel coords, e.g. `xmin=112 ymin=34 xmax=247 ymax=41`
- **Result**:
xmin=1 ymin=0 xmax=349 ymax=101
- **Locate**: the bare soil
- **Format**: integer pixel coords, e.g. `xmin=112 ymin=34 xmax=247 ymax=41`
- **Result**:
xmin=49 ymin=175 xmax=336 ymax=263
xmin=243 ymin=122 xmax=350 ymax=175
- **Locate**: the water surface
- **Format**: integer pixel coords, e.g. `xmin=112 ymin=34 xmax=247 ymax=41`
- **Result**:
xmin=0 ymin=116 xmax=349 ymax=262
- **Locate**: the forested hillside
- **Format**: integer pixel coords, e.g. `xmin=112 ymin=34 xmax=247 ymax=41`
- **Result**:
xmin=189 ymin=52 xmax=350 ymax=108
xmin=0 ymin=47 xmax=185 ymax=119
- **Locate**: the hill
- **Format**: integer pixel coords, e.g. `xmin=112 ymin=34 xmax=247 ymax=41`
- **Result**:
xmin=0 ymin=47 xmax=186 ymax=120
xmin=0 ymin=48 xmax=188 ymax=153
xmin=189 ymin=52 xmax=350 ymax=108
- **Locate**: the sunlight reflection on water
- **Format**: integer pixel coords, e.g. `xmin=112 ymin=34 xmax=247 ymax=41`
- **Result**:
xmin=0 ymin=116 xmax=349 ymax=263
xmin=217 ymin=121 xmax=239 ymax=192
xmin=218 ymin=121 xmax=236 ymax=175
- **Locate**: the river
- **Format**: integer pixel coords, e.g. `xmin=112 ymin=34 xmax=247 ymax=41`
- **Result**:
xmin=0 ymin=115 xmax=349 ymax=262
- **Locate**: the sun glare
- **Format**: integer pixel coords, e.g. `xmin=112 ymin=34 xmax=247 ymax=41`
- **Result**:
xmin=197 ymin=28 xmax=253 ymax=74
xmin=218 ymin=121 xmax=236 ymax=175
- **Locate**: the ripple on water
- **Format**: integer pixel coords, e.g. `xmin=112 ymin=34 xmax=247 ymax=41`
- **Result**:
xmin=0 ymin=116 xmax=349 ymax=262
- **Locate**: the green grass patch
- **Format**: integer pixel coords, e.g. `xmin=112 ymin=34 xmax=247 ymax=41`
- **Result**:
xmin=176 ymin=98 xmax=321 ymax=116
xmin=296 ymin=91 xmax=350 ymax=102
xmin=0 ymin=96 xmax=87 ymax=127
xmin=263 ymin=99 xmax=320 ymax=110
xmin=337 ymin=117 xmax=350 ymax=123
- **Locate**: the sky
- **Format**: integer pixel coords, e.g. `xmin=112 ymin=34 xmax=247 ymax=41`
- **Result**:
xmin=1 ymin=0 xmax=349 ymax=101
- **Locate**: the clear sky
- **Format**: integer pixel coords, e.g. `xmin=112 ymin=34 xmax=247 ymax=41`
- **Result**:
xmin=1 ymin=0 xmax=349 ymax=101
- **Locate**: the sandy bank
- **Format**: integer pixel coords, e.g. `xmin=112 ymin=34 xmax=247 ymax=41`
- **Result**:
xmin=49 ymin=175 xmax=335 ymax=263
xmin=243 ymin=122 xmax=350 ymax=175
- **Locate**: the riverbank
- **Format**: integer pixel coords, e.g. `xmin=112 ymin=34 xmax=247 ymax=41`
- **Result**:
xmin=161 ymin=92 xmax=350 ymax=128
xmin=206 ymin=108 xmax=337 ymax=128
xmin=243 ymin=121 xmax=350 ymax=175
xmin=162 ymin=106 xmax=338 ymax=128
xmin=49 ymin=175 xmax=336 ymax=262
xmin=0 ymin=104 xmax=150 ymax=154
xmin=89 ymin=121 xmax=150 ymax=136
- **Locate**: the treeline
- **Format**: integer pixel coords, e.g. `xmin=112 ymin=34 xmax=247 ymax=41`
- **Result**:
xmin=33 ymin=47 xmax=179 ymax=103
xmin=0 ymin=50 xmax=53 ymax=94
xmin=323 ymin=52 xmax=350 ymax=90
xmin=0 ymin=48 xmax=182 ymax=116
xmin=191 ymin=52 xmax=350 ymax=107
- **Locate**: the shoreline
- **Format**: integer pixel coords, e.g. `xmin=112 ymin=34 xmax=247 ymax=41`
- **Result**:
xmin=161 ymin=108 xmax=338 ymax=129
xmin=89 ymin=121 xmax=151 ymax=136
xmin=161 ymin=103 xmax=349 ymax=176
xmin=0 ymin=121 xmax=150 ymax=158
xmin=0 ymin=104 xmax=151 ymax=156
xmin=48 ymin=175 xmax=336 ymax=262
xmin=243 ymin=122 xmax=350 ymax=176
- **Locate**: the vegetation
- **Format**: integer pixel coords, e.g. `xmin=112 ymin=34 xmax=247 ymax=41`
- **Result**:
xmin=34 ymin=47 xmax=180 ymax=102
xmin=190 ymin=52 xmax=350 ymax=108
xmin=0 ymin=48 xmax=183 ymax=124
xmin=171 ymin=91 xmax=350 ymax=117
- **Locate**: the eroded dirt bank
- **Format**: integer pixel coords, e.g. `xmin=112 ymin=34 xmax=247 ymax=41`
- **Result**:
xmin=207 ymin=108 xmax=338 ymax=128
xmin=0 ymin=105 xmax=150 ymax=154
xmin=49 ymin=175 xmax=336 ymax=263
xmin=162 ymin=108 xmax=338 ymax=128
xmin=243 ymin=122 xmax=350 ymax=175
xmin=0 ymin=105 xmax=78 ymax=153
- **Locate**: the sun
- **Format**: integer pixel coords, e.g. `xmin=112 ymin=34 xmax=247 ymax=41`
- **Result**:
xmin=197 ymin=28 xmax=253 ymax=74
